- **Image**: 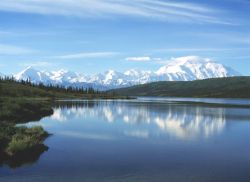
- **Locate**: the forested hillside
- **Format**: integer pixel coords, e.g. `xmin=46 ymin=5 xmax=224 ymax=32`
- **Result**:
xmin=109 ymin=77 xmax=250 ymax=98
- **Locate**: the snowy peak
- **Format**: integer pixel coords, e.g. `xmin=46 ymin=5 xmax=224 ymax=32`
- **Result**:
xmin=15 ymin=66 xmax=37 ymax=80
xmin=124 ymin=69 xmax=151 ymax=77
xmin=156 ymin=56 xmax=240 ymax=81
xmin=13 ymin=56 xmax=241 ymax=90
xmin=104 ymin=70 xmax=121 ymax=80
xmin=49 ymin=69 xmax=81 ymax=83
xmin=101 ymin=70 xmax=128 ymax=86
xmin=156 ymin=56 xmax=211 ymax=75
xmin=14 ymin=66 xmax=50 ymax=83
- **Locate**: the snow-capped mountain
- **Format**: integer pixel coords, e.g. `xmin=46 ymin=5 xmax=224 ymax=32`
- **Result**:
xmin=15 ymin=66 xmax=51 ymax=84
xmin=155 ymin=56 xmax=240 ymax=81
xmin=13 ymin=56 xmax=241 ymax=90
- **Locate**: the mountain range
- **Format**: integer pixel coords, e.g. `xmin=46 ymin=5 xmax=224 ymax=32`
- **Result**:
xmin=2 ymin=56 xmax=241 ymax=90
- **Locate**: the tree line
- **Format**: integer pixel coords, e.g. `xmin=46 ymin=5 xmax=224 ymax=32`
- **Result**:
xmin=0 ymin=76 xmax=101 ymax=95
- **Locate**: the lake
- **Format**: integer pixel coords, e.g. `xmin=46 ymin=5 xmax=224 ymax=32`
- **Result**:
xmin=1 ymin=98 xmax=250 ymax=182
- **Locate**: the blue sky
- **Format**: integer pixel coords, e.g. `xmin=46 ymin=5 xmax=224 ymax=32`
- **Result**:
xmin=0 ymin=0 xmax=249 ymax=75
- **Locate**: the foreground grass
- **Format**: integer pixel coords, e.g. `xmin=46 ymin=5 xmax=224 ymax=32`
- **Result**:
xmin=0 ymin=98 xmax=53 ymax=123
xmin=0 ymin=124 xmax=49 ymax=156
xmin=0 ymin=98 xmax=52 ymax=168
xmin=0 ymin=98 xmax=52 ymax=155
xmin=0 ymin=123 xmax=49 ymax=168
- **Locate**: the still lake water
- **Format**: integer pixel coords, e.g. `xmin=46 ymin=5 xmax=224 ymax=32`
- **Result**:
xmin=1 ymin=98 xmax=250 ymax=182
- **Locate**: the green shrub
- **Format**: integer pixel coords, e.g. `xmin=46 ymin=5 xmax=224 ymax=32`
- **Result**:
xmin=0 ymin=124 xmax=49 ymax=155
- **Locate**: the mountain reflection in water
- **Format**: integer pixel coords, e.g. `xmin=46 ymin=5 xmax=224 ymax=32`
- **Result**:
xmin=2 ymin=99 xmax=250 ymax=182
xmin=50 ymin=101 xmax=229 ymax=140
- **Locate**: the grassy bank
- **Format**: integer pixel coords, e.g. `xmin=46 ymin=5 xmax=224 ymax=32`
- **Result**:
xmin=0 ymin=124 xmax=49 ymax=155
xmin=0 ymin=123 xmax=49 ymax=168
xmin=0 ymin=78 xmax=129 ymax=100
xmin=0 ymin=98 xmax=53 ymax=124
xmin=0 ymin=97 xmax=53 ymax=168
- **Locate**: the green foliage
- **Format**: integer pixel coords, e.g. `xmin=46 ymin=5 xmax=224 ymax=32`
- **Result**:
xmin=0 ymin=124 xmax=49 ymax=156
xmin=0 ymin=98 xmax=51 ymax=168
xmin=6 ymin=129 xmax=47 ymax=155
xmin=0 ymin=98 xmax=53 ymax=123
xmin=110 ymin=76 xmax=250 ymax=98
xmin=7 ymin=135 xmax=38 ymax=155
xmin=0 ymin=76 xmax=89 ymax=98
xmin=0 ymin=76 xmax=125 ymax=99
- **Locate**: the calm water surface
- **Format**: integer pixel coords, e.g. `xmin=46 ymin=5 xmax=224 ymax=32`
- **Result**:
xmin=1 ymin=98 xmax=250 ymax=182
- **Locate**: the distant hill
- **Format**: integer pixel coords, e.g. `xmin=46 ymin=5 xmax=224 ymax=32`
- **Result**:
xmin=109 ymin=77 xmax=250 ymax=98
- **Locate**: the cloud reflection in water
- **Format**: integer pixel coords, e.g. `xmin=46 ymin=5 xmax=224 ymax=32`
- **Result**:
xmin=50 ymin=101 xmax=226 ymax=140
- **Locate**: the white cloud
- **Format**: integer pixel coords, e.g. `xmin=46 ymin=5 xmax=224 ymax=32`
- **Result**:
xmin=125 ymin=55 xmax=216 ymax=65
xmin=55 ymin=51 xmax=119 ymax=59
xmin=125 ymin=56 xmax=168 ymax=63
xmin=125 ymin=56 xmax=151 ymax=62
xmin=0 ymin=0 xmax=232 ymax=24
xmin=155 ymin=47 xmax=250 ymax=53
xmin=20 ymin=61 xmax=53 ymax=68
xmin=155 ymin=47 xmax=233 ymax=53
xmin=156 ymin=55 xmax=213 ymax=65
xmin=0 ymin=31 xmax=14 ymax=36
xmin=0 ymin=29 xmax=60 ymax=38
xmin=0 ymin=44 xmax=34 ymax=55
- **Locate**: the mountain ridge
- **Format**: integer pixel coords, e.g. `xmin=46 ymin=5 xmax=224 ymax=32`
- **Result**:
xmin=4 ymin=56 xmax=241 ymax=90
